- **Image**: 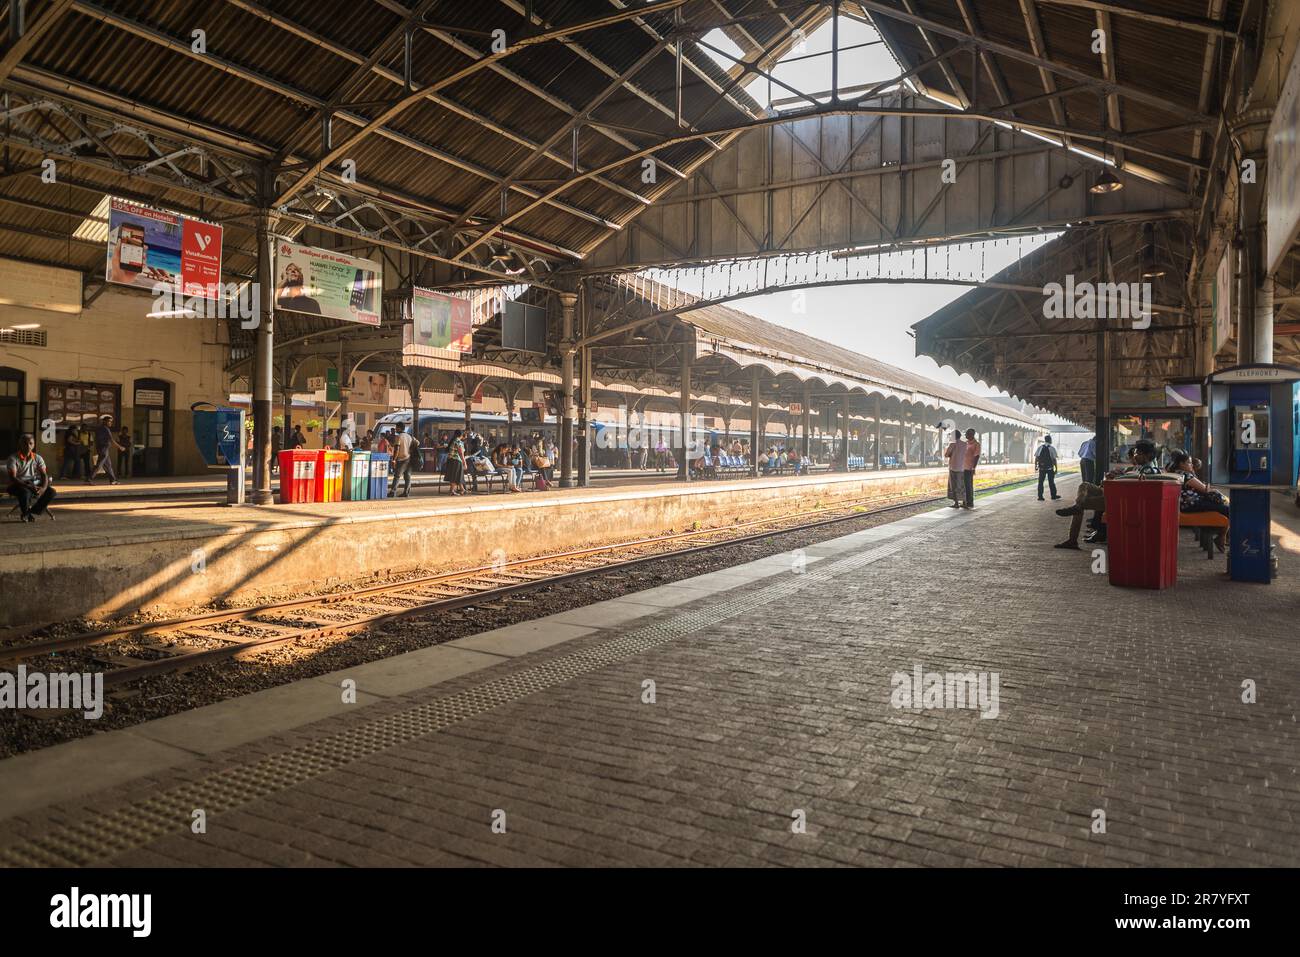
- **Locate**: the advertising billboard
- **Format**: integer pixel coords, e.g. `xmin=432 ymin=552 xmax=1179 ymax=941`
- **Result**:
xmin=1213 ymin=248 xmax=1233 ymax=352
xmin=274 ymin=242 xmax=382 ymax=325
xmin=409 ymin=287 xmax=473 ymax=351
xmin=1267 ymin=48 xmax=1300 ymax=276
xmin=106 ymin=198 xmax=223 ymax=298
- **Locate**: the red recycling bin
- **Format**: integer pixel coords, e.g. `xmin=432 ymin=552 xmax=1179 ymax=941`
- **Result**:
xmin=278 ymin=450 xmax=318 ymax=504
xmin=1105 ymin=476 xmax=1180 ymax=589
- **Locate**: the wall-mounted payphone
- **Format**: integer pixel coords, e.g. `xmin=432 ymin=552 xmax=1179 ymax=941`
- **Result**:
xmin=1205 ymin=365 xmax=1300 ymax=583
xmin=1231 ymin=403 xmax=1271 ymax=472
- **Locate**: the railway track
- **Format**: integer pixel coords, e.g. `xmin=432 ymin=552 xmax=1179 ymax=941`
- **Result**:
xmin=1 ymin=477 xmax=1033 ymax=689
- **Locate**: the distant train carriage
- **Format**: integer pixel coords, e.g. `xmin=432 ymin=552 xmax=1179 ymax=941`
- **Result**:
xmin=373 ymin=409 xmax=827 ymax=469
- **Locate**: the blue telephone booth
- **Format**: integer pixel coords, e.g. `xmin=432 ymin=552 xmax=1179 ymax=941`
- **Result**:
xmin=1205 ymin=365 xmax=1300 ymax=582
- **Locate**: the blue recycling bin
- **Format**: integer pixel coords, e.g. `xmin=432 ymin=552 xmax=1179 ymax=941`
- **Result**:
xmin=369 ymin=452 xmax=391 ymax=500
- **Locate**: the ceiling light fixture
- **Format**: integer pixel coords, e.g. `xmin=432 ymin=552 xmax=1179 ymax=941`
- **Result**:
xmin=1090 ymin=168 xmax=1123 ymax=194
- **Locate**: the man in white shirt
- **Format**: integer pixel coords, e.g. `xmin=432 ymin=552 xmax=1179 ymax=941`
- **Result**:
xmin=943 ymin=429 xmax=967 ymax=508
xmin=338 ymin=423 xmax=355 ymax=452
xmin=6 ymin=433 xmax=56 ymax=522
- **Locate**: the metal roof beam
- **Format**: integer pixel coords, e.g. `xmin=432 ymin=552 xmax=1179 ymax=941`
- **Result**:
xmin=229 ymin=0 xmax=658 ymax=206
xmin=271 ymin=0 xmax=693 ymax=209
xmin=899 ymin=0 xmax=969 ymax=108
xmin=444 ymin=34 xmax=673 ymax=240
xmin=0 ymin=89 xmax=572 ymax=282
xmin=0 ymin=0 xmax=74 ymax=85
xmin=451 ymin=99 xmax=1204 ymax=261
xmin=855 ymin=0 xmax=1212 ymax=123
xmin=78 ymin=2 xmax=616 ymax=236
xmin=1035 ymin=0 xmax=1240 ymax=38
xmin=595 ymin=0 xmax=766 ymax=124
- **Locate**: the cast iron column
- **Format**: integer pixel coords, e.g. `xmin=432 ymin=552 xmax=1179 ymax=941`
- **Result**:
xmin=558 ymin=292 xmax=577 ymax=488
xmin=251 ymin=209 xmax=277 ymax=505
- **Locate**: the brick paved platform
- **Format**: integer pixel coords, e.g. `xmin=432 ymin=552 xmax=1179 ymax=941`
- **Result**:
xmin=2 ymin=475 xmax=1296 ymax=867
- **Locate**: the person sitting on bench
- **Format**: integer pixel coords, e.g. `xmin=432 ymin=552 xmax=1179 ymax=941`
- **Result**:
xmin=1053 ymin=438 xmax=1162 ymax=550
xmin=1169 ymin=450 xmax=1228 ymax=552
xmin=6 ymin=432 xmax=56 ymax=522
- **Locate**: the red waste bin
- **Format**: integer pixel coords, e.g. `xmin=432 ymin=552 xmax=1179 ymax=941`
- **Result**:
xmin=1105 ymin=476 xmax=1180 ymax=589
xmin=278 ymin=450 xmax=317 ymax=504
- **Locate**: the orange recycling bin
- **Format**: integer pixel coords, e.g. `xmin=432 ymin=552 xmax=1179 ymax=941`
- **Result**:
xmin=314 ymin=450 xmax=347 ymax=503
xmin=1104 ymin=476 xmax=1180 ymax=589
xmin=278 ymin=450 xmax=318 ymax=504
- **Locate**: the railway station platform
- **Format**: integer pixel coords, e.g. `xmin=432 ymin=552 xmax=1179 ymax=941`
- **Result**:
xmin=33 ymin=467 xmax=690 ymax=504
xmin=1 ymin=476 xmax=1296 ymax=867
xmin=0 ymin=464 xmax=1036 ymax=628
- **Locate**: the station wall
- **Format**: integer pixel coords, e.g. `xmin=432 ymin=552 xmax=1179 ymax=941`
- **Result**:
xmin=0 ymin=286 xmax=228 ymax=476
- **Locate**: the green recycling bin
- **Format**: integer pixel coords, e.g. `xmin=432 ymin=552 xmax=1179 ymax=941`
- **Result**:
xmin=345 ymin=450 xmax=371 ymax=501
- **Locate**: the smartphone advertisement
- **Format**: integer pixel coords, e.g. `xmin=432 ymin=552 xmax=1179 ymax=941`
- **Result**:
xmin=408 ymin=286 xmax=472 ymax=351
xmin=105 ymin=198 xmax=224 ymax=297
xmin=274 ymin=241 xmax=382 ymax=325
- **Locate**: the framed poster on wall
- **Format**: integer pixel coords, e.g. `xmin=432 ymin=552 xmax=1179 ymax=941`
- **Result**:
xmin=40 ymin=380 xmax=120 ymax=428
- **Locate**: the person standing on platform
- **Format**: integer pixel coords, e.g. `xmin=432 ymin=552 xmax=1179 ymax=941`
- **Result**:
xmin=465 ymin=428 xmax=483 ymax=493
xmin=88 ymin=415 xmax=121 ymax=484
xmin=444 ymin=430 xmax=467 ymax=496
xmin=390 ymin=426 xmax=417 ymax=498
xmin=338 ymin=423 xmax=355 ymax=453
xmin=1078 ymin=435 xmax=1097 ymax=486
xmin=270 ymin=425 xmax=283 ymax=475
xmin=116 ymin=426 xmax=132 ymax=478
xmin=291 ymin=424 xmax=306 ymax=450
xmin=1034 ymin=434 xmax=1060 ymax=501
xmin=962 ymin=428 xmax=981 ymax=509
xmin=61 ymin=426 xmax=86 ymax=481
xmin=943 ymin=429 xmax=967 ymax=508
xmin=6 ymin=433 xmax=56 ymax=522
xmin=1076 ymin=434 xmax=1103 ymax=536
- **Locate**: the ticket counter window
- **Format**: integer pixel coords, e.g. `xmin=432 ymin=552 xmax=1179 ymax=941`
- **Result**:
xmin=1110 ymin=413 xmax=1191 ymax=469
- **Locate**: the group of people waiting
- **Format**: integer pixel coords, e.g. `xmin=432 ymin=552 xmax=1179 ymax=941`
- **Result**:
xmin=60 ymin=415 xmax=131 ymax=484
xmin=441 ymin=430 xmax=556 ymax=495
xmin=1040 ymin=435 xmax=1230 ymax=551
xmin=943 ymin=428 xmax=982 ymax=509
xmin=757 ymin=444 xmax=811 ymax=475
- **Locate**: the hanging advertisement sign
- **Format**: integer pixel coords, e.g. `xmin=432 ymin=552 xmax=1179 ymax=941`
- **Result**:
xmin=1213 ymin=249 xmax=1233 ymax=352
xmin=1267 ymin=47 xmax=1300 ymax=276
xmin=106 ymin=198 xmax=223 ymax=298
xmin=409 ymin=287 xmax=472 ymax=351
xmin=274 ymin=242 xmax=381 ymax=325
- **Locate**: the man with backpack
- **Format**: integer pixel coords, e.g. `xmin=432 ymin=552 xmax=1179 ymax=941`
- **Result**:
xmin=1034 ymin=435 xmax=1060 ymax=501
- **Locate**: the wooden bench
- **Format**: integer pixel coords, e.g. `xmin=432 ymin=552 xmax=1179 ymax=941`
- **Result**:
xmin=1098 ymin=509 xmax=1228 ymax=559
